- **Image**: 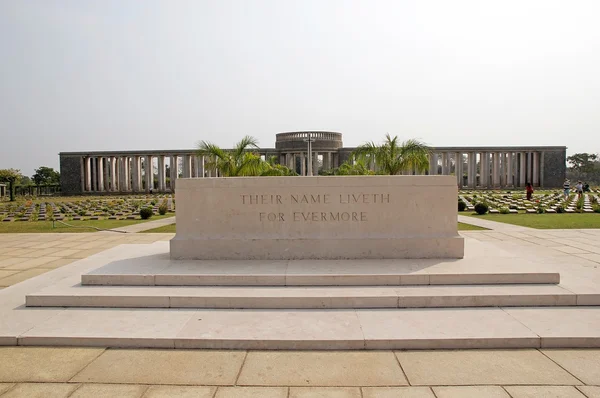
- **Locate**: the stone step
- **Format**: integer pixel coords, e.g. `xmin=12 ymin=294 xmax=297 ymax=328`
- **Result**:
xmin=81 ymin=271 xmax=560 ymax=287
xmin=82 ymin=259 xmax=561 ymax=287
xmin=26 ymin=284 xmax=596 ymax=309
xmin=15 ymin=307 xmax=600 ymax=349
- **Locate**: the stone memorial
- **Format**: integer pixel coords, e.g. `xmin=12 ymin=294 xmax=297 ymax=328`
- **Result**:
xmin=170 ymin=175 xmax=464 ymax=259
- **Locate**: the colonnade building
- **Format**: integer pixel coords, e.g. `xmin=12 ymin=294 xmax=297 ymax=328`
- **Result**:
xmin=59 ymin=131 xmax=566 ymax=195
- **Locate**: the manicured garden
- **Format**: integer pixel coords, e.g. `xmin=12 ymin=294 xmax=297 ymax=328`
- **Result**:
xmin=459 ymin=188 xmax=600 ymax=229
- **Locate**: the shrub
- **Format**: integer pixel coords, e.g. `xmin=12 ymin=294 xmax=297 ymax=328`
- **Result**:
xmin=594 ymin=205 xmax=600 ymax=214
xmin=556 ymin=205 xmax=565 ymax=213
xmin=158 ymin=203 xmax=168 ymax=215
xmin=499 ymin=207 xmax=510 ymax=214
xmin=458 ymin=200 xmax=467 ymax=212
xmin=139 ymin=207 xmax=153 ymax=220
xmin=474 ymin=202 xmax=489 ymax=215
xmin=536 ymin=205 xmax=545 ymax=214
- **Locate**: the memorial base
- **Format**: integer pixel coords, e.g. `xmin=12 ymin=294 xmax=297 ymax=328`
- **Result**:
xmin=170 ymin=236 xmax=464 ymax=260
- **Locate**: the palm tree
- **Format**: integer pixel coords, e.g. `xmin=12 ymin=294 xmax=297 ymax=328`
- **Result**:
xmin=197 ymin=136 xmax=267 ymax=177
xmin=260 ymin=156 xmax=298 ymax=176
xmin=353 ymin=134 xmax=431 ymax=175
xmin=197 ymin=136 xmax=296 ymax=177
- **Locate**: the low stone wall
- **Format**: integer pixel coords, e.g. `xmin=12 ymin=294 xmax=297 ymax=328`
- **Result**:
xmin=170 ymin=176 xmax=464 ymax=260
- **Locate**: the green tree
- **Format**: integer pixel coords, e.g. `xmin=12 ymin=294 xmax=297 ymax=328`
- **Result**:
xmin=567 ymin=153 xmax=598 ymax=180
xmin=32 ymin=166 xmax=60 ymax=185
xmin=0 ymin=169 xmax=22 ymax=201
xmin=353 ymin=134 xmax=431 ymax=175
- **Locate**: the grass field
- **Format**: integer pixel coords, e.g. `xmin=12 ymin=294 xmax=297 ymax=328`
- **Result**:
xmin=142 ymin=222 xmax=487 ymax=233
xmin=465 ymin=213 xmax=600 ymax=229
xmin=0 ymin=215 xmax=171 ymax=233
xmin=457 ymin=222 xmax=488 ymax=231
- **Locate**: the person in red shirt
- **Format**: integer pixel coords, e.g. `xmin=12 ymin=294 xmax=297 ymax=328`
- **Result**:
xmin=526 ymin=182 xmax=534 ymax=201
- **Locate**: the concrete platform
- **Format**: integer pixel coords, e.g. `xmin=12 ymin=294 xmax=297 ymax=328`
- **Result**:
xmin=4 ymin=236 xmax=600 ymax=349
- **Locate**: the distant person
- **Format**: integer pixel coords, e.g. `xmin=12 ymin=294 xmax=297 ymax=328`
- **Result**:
xmin=584 ymin=182 xmax=590 ymax=192
xmin=563 ymin=179 xmax=570 ymax=200
xmin=576 ymin=181 xmax=583 ymax=199
xmin=526 ymin=182 xmax=534 ymax=201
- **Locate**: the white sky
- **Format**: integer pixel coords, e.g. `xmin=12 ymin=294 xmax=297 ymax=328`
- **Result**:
xmin=1 ymin=0 xmax=599 ymax=176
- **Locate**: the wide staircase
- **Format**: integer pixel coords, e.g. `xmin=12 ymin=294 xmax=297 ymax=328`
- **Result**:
xmin=22 ymin=245 xmax=600 ymax=350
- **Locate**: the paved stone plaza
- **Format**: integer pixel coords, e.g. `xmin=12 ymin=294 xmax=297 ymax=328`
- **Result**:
xmin=2 ymin=218 xmax=600 ymax=396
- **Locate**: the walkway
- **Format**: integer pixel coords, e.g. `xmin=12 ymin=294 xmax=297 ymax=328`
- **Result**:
xmin=458 ymin=214 xmax=534 ymax=231
xmin=0 ymin=347 xmax=598 ymax=397
xmin=109 ymin=216 xmax=176 ymax=233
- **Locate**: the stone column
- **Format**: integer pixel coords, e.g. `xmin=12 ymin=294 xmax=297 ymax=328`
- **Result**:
xmin=98 ymin=157 xmax=106 ymax=192
xmin=492 ymin=152 xmax=500 ymax=187
xmin=123 ymin=157 xmax=130 ymax=191
xmin=110 ymin=157 xmax=117 ymax=191
xmin=506 ymin=152 xmax=513 ymax=187
xmin=85 ymin=157 xmax=92 ymax=192
xmin=131 ymin=156 xmax=139 ymax=192
xmin=300 ymin=153 xmax=306 ymax=176
xmin=333 ymin=152 xmax=339 ymax=168
xmin=198 ymin=156 xmax=205 ymax=178
xmin=312 ymin=151 xmax=319 ymax=176
xmin=323 ymin=152 xmax=331 ymax=171
xmin=143 ymin=155 xmax=151 ymax=192
xmin=532 ymin=152 xmax=540 ymax=186
xmin=169 ymin=155 xmax=178 ymax=191
xmin=479 ymin=152 xmax=487 ymax=188
xmin=182 ymin=155 xmax=192 ymax=178
xmin=455 ymin=152 xmax=462 ymax=187
xmin=429 ymin=153 xmax=437 ymax=175
xmin=466 ymin=153 xmax=474 ymax=188
xmin=157 ymin=156 xmax=165 ymax=192
xmin=519 ymin=152 xmax=526 ymax=187
xmin=441 ymin=153 xmax=448 ymax=175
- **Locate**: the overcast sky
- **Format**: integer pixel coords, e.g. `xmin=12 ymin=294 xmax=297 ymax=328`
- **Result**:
xmin=1 ymin=0 xmax=599 ymax=176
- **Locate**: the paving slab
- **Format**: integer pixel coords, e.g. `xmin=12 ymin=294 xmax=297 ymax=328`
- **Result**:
xmin=142 ymin=385 xmax=216 ymax=398
xmin=541 ymin=349 xmax=600 ymax=384
xmin=504 ymin=308 xmax=600 ymax=348
xmin=176 ymin=309 xmax=364 ymax=350
xmin=395 ymin=349 xmax=581 ymax=385
xmin=503 ymin=386 xmax=586 ymax=398
xmin=432 ymin=386 xmax=510 ymax=398
xmin=237 ymin=351 xmax=407 ymax=386
xmin=69 ymin=383 xmax=148 ymax=398
xmin=215 ymin=387 xmax=288 ymax=398
xmin=0 ymin=384 xmax=15 ymax=395
xmin=577 ymin=386 xmax=600 ymax=398
xmin=288 ymin=387 xmax=361 ymax=398
xmin=362 ymin=387 xmax=435 ymax=398
xmin=357 ymin=308 xmax=539 ymax=349
xmin=71 ymin=349 xmax=245 ymax=385
xmin=0 ymin=383 xmax=79 ymax=398
xmin=0 ymin=347 xmax=103 ymax=382
xmin=20 ymin=308 xmax=197 ymax=348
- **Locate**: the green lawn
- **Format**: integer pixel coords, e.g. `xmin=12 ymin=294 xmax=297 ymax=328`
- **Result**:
xmin=143 ymin=222 xmax=486 ymax=233
xmin=0 ymin=215 xmax=171 ymax=233
xmin=465 ymin=213 xmax=600 ymax=229
xmin=457 ymin=222 xmax=488 ymax=231
xmin=143 ymin=224 xmax=177 ymax=233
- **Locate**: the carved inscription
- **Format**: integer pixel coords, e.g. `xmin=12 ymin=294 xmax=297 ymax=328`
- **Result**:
xmin=240 ymin=193 xmax=390 ymax=223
